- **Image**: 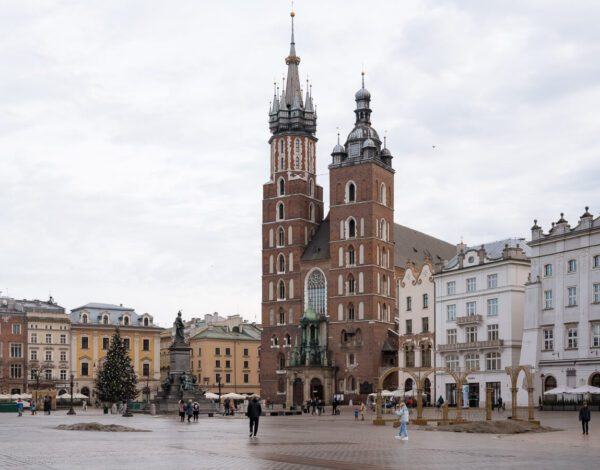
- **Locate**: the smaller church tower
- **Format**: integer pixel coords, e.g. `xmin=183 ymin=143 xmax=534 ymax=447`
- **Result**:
xmin=328 ymin=75 xmax=396 ymax=395
xmin=260 ymin=10 xmax=324 ymax=403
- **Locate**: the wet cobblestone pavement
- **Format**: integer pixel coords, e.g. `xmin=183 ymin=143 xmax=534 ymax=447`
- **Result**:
xmin=0 ymin=408 xmax=597 ymax=469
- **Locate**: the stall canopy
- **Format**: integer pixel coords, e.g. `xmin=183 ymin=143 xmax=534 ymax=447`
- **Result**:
xmin=572 ymin=385 xmax=600 ymax=394
xmin=543 ymin=386 xmax=576 ymax=395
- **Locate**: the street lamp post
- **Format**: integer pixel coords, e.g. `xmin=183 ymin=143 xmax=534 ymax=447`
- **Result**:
xmin=67 ymin=373 xmax=76 ymax=415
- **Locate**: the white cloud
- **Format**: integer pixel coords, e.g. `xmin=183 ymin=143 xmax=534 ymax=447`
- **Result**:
xmin=1 ymin=0 xmax=599 ymax=326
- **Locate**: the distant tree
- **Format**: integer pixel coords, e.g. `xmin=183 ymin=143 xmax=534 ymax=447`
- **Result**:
xmin=95 ymin=327 xmax=138 ymax=405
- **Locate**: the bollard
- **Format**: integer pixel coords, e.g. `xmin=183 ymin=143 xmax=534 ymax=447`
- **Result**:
xmin=486 ymin=388 xmax=492 ymax=421
xmin=442 ymin=402 xmax=449 ymax=422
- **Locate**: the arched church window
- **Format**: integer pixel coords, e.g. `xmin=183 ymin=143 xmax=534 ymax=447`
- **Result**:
xmin=279 ymin=139 xmax=285 ymax=169
xmin=278 ymin=308 xmax=285 ymax=325
xmin=348 ymin=245 xmax=355 ymax=266
xmin=309 ymin=203 xmax=314 ymax=222
xmin=278 ymin=254 xmax=285 ymax=273
xmin=278 ymin=353 xmax=285 ymax=370
xmin=305 ymin=269 xmax=327 ymax=316
xmin=295 ymin=138 xmax=301 ymax=169
xmin=348 ymin=303 xmax=355 ymax=320
xmin=277 ymin=202 xmax=285 ymax=221
xmin=278 ymin=280 xmax=286 ymax=300
xmin=348 ymin=218 xmax=356 ymax=238
xmin=347 ymin=182 xmax=356 ymax=203
xmin=278 ymin=227 xmax=285 ymax=247
xmin=347 ymin=274 xmax=355 ymax=295
xmin=309 ymin=179 xmax=314 ymax=197
xmin=278 ymin=178 xmax=285 ymax=196
xmin=380 ymin=183 xmax=386 ymax=205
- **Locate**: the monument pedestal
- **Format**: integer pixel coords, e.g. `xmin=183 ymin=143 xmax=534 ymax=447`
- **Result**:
xmin=153 ymin=341 xmax=219 ymax=415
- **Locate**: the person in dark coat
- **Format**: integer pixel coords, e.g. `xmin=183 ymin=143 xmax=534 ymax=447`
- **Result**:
xmin=579 ymin=401 xmax=591 ymax=435
xmin=246 ymin=397 xmax=262 ymax=438
xmin=185 ymin=399 xmax=193 ymax=423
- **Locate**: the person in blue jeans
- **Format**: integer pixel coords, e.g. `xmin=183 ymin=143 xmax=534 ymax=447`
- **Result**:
xmin=394 ymin=401 xmax=409 ymax=441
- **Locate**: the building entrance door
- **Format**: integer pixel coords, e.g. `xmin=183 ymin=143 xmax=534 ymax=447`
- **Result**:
xmin=486 ymin=381 xmax=501 ymax=408
xmin=445 ymin=383 xmax=456 ymax=406
xmin=293 ymin=378 xmax=304 ymax=407
xmin=468 ymin=383 xmax=480 ymax=408
xmin=310 ymin=378 xmax=323 ymax=401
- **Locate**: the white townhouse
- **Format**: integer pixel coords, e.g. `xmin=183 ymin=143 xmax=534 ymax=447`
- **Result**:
xmin=435 ymin=239 xmax=530 ymax=407
xmin=520 ymin=209 xmax=600 ymax=397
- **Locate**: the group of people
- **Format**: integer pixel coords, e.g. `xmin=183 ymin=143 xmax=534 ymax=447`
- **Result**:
xmin=306 ymin=398 xmax=325 ymax=415
xmin=177 ymin=399 xmax=201 ymax=423
xmin=16 ymin=396 xmax=53 ymax=417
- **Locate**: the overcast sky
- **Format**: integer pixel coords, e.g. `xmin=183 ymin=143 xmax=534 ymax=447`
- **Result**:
xmin=1 ymin=0 xmax=599 ymax=327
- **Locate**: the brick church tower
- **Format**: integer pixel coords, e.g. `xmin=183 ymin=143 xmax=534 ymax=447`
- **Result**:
xmin=260 ymin=11 xmax=324 ymax=401
xmin=327 ymin=74 xmax=397 ymax=395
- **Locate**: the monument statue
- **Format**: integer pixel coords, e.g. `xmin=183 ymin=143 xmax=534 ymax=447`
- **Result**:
xmin=174 ymin=310 xmax=185 ymax=344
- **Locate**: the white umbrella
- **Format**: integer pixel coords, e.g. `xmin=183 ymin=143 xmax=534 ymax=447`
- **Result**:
xmin=380 ymin=390 xmax=394 ymax=397
xmin=21 ymin=393 xmax=32 ymax=399
xmin=11 ymin=394 xmax=23 ymax=400
xmin=390 ymin=389 xmax=405 ymax=397
xmin=572 ymin=385 xmax=600 ymax=394
xmin=221 ymin=392 xmax=245 ymax=400
xmin=57 ymin=393 xmax=71 ymax=400
xmin=247 ymin=393 xmax=260 ymax=399
xmin=0 ymin=394 xmax=12 ymax=400
xmin=72 ymin=393 xmax=88 ymax=399
xmin=204 ymin=392 xmax=219 ymax=400
xmin=544 ymin=386 xmax=576 ymax=395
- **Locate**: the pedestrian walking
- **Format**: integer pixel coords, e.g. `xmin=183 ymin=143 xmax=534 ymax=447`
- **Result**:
xmin=193 ymin=402 xmax=200 ymax=422
xmin=186 ymin=399 xmax=193 ymax=423
xmin=43 ymin=396 xmax=51 ymax=415
xmin=30 ymin=400 xmax=37 ymax=415
xmin=82 ymin=400 xmax=87 ymax=412
xmin=354 ymin=406 xmax=359 ymax=421
xmin=497 ymin=395 xmax=503 ymax=412
xmin=311 ymin=399 xmax=316 ymax=415
xmin=224 ymin=398 xmax=230 ymax=416
xmin=579 ymin=401 xmax=591 ymax=435
xmin=16 ymin=398 xmax=24 ymax=417
xmin=360 ymin=401 xmax=366 ymax=421
xmin=246 ymin=397 xmax=262 ymax=438
xmin=394 ymin=401 xmax=409 ymax=441
xmin=178 ymin=399 xmax=185 ymax=422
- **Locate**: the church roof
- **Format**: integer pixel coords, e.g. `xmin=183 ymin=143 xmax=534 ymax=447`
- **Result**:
xmin=393 ymin=224 xmax=456 ymax=267
xmin=301 ymin=218 xmax=330 ymax=261
xmin=300 ymin=218 xmax=454 ymax=267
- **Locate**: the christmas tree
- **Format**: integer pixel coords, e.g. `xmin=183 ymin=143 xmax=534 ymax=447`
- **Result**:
xmin=95 ymin=327 xmax=138 ymax=405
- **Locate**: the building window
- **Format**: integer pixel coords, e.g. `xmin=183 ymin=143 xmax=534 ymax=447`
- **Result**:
xmin=45 ymin=369 xmax=52 ymax=380
xmin=278 ymin=354 xmax=285 ymax=370
xmin=225 ymin=373 xmax=231 ymax=384
xmin=422 ymin=317 xmax=429 ymax=333
xmin=81 ymin=313 xmax=88 ymax=324
xmin=348 ymin=218 xmax=356 ymax=238
xmin=423 ymin=293 xmax=429 ymax=309
xmin=447 ymin=329 xmax=457 ymax=344
xmin=466 ymin=301 xmax=477 ymax=316
xmin=348 ymin=274 xmax=355 ymax=294
xmin=306 ymin=269 xmax=327 ymax=316
xmin=544 ymin=264 xmax=553 ymax=277
xmin=590 ymin=324 xmax=600 ymax=348
xmin=594 ymin=255 xmax=600 ymax=269
xmin=243 ymin=348 xmax=249 ymax=357
xmin=465 ymin=354 xmax=480 ymax=370
xmin=277 ymin=202 xmax=284 ymax=221
xmin=486 ymin=352 xmax=501 ymax=371
xmin=348 ymin=182 xmax=356 ymax=202
xmin=101 ymin=337 xmax=109 ymax=350
xmin=567 ymin=259 xmax=577 ymax=273
xmin=404 ymin=348 xmax=414 ymax=367
xmin=60 ymin=334 xmax=66 ymax=345
xmin=143 ymin=339 xmax=150 ymax=352
xmin=348 ymin=246 xmax=355 ymax=265
xmin=216 ymin=373 xmax=221 ymax=383
xmin=45 ymin=334 xmax=52 ymax=344
xmin=81 ymin=337 xmax=89 ymax=349
xmin=45 ymin=350 xmax=52 ymax=361
xmin=215 ymin=347 xmax=221 ymax=356
xmin=447 ymin=304 xmax=456 ymax=321
xmin=271 ymin=335 xmax=278 ymax=347
xmin=278 ymin=227 xmax=285 ymax=246
xmin=10 ymin=364 xmax=22 ymax=379
xmin=102 ymin=315 xmax=109 ymax=325
xmin=10 ymin=343 xmax=22 ymax=358
xmin=123 ymin=338 xmax=130 ymax=351
xmin=566 ymin=326 xmax=578 ymax=349
xmin=278 ymin=178 xmax=285 ymax=196
xmin=406 ymin=296 xmax=412 ymax=311
xmin=31 ymin=333 xmax=37 ymax=344
xmin=347 ymin=303 xmax=355 ymax=321
xmin=60 ymin=369 xmax=67 ymax=381
xmin=278 ymin=254 xmax=285 ymax=273
xmin=60 ymin=351 xmax=67 ymax=361
xmin=405 ymin=319 xmax=412 ymax=335
xmin=466 ymin=278 xmax=476 ymax=292
xmin=567 ymin=287 xmax=577 ymax=306
xmin=215 ymin=360 xmax=221 ymax=368
xmin=30 ymin=350 xmax=37 ymax=360
xmin=466 ymin=326 xmax=477 ymax=343
xmin=143 ymin=317 xmax=149 ymax=326
xmin=445 ymin=355 xmax=459 ymax=371
xmin=12 ymin=323 xmax=21 ymax=335
xmin=543 ymin=328 xmax=554 ymax=350
xmin=278 ymin=308 xmax=285 ymax=325
xmin=487 ymin=324 xmax=499 ymax=341
xmin=487 ymin=298 xmax=498 ymax=316
xmin=244 ymin=373 xmax=249 ymax=384
xmin=544 ymin=290 xmax=553 ymax=309
xmin=278 ymin=280 xmax=286 ymax=300
xmin=243 ymin=360 xmax=249 ymax=369
xmin=487 ymin=274 xmax=498 ymax=289
xmin=421 ymin=344 xmax=432 ymax=367
xmin=594 ymin=284 xmax=600 ymax=303
xmin=447 ymin=281 xmax=456 ymax=295
xmin=81 ymin=363 xmax=89 ymax=376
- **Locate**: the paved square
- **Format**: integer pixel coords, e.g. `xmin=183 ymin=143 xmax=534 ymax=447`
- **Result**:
xmin=0 ymin=409 xmax=597 ymax=469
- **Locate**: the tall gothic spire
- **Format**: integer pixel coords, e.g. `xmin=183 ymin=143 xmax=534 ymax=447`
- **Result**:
xmin=285 ymin=10 xmax=303 ymax=109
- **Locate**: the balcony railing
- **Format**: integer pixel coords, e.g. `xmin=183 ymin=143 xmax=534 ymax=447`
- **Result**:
xmin=456 ymin=314 xmax=483 ymax=325
xmin=438 ymin=339 xmax=503 ymax=352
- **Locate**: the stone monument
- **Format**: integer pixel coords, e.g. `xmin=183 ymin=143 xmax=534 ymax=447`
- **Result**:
xmin=153 ymin=311 xmax=218 ymax=415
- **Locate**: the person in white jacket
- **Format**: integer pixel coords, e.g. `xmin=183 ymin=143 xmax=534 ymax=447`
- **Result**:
xmin=394 ymin=402 xmax=409 ymax=441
